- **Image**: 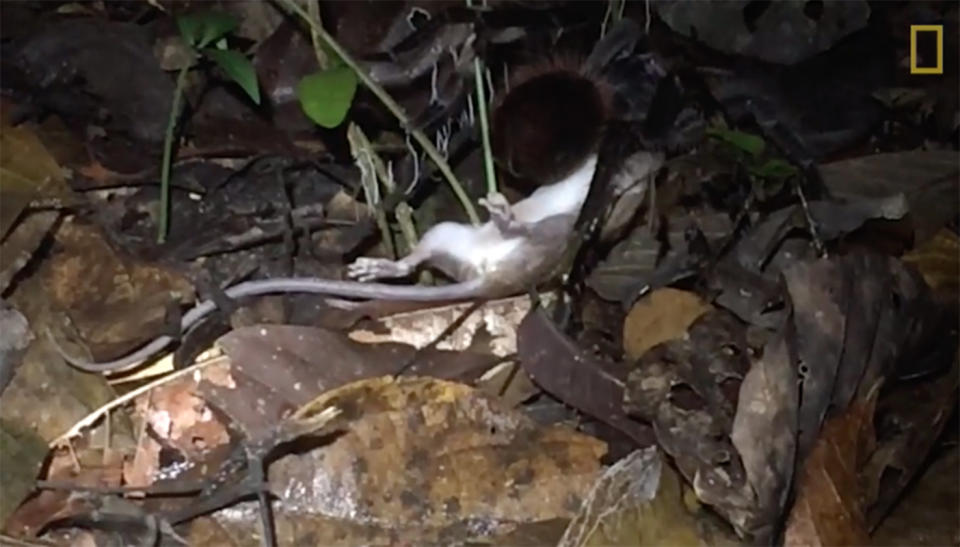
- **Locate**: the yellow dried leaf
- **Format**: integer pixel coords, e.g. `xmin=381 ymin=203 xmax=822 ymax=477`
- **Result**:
xmin=903 ymin=229 xmax=959 ymax=298
xmin=0 ymin=122 xmax=70 ymax=237
xmin=623 ymin=288 xmax=712 ymax=360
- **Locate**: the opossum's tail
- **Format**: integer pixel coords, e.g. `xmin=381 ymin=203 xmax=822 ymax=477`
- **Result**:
xmin=52 ymin=277 xmax=486 ymax=374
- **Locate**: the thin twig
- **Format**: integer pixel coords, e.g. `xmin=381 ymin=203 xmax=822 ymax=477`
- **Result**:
xmin=794 ymin=178 xmax=826 ymax=257
xmin=277 ymin=0 xmax=480 ymax=225
xmin=395 ymin=300 xmax=485 ymax=376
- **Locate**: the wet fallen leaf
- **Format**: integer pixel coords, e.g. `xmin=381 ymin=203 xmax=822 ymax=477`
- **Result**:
xmin=588 ymin=213 xmax=733 ymax=303
xmin=863 ymin=356 xmax=959 ymax=530
xmin=349 ymin=293 xmax=547 ymax=356
xmin=5 ymin=447 xmax=124 ymax=537
xmin=0 ymin=211 xmax=59 ymax=295
xmin=0 ymin=417 xmax=48 ymax=527
xmin=0 ymin=118 xmax=70 ymax=239
xmin=783 ymin=390 xmax=877 ymax=546
xmin=727 ymin=327 xmax=798 ymax=541
xmin=43 ymin=219 xmax=193 ymax=357
xmin=622 ymin=288 xmax=712 ymax=361
xmin=872 ymin=446 xmax=960 ymax=546
xmin=820 ymin=150 xmax=958 ymax=243
xmin=208 ymin=375 xmax=607 ymax=544
xmin=123 ymin=368 xmax=232 ymax=488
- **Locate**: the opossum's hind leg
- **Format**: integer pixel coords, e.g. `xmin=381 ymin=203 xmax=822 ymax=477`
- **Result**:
xmin=348 ymin=221 xmax=478 ymax=282
xmin=347 ymin=247 xmax=432 ymax=282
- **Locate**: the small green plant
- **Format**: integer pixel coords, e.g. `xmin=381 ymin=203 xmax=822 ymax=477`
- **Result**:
xmin=706 ymin=125 xmax=799 ymax=199
xmin=157 ymin=11 xmax=261 ymax=243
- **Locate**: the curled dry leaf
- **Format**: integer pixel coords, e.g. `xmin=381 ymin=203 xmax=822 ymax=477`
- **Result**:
xmin=349 ymin=293 xmax=544 ymax=356
xmin=726 ymin=327 xmax=798 ymax=541
xmin=622 ymin=288 xmax=712 ymax=361
xmin=210 ymin=375 xmax=607 ymax=544
xmin=519 ymin=307 xmax=654 ymax=446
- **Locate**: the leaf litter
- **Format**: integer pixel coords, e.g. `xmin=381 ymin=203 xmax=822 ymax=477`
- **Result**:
xmin=0 ymin=1 xmax=957 ymax=546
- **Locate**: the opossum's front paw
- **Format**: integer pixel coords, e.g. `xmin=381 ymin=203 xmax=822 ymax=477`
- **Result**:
xmin=347 ymin=257 xmax=411 ymax=282
xmin=479 ymin=192 xmax=513 ymax=222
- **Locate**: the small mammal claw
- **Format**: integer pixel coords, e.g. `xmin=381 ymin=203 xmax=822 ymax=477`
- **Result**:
xmin=479 ymin=192 xmax=512 ymax=221
xmin=347 ymin=257 xmax=412 ymax=282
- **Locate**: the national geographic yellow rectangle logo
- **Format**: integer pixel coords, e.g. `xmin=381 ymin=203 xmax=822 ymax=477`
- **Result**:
xmin=910 ymin=25 xmax=943 ymax=75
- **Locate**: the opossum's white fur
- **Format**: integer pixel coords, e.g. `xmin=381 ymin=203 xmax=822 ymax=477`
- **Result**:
xmin=418 ymin=154 xmax=598 ymax=275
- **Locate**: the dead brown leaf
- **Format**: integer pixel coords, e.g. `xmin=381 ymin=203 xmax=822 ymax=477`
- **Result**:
xmin=43 ymin=219 xmax=193 ymax=356
xmin=4 ymin=446 xmax=124 ymax=538
xmin=784 ymin=390 xmax=878 ymax=547
xmin=622 ymin=288 xmax=712 ymax=360
xmin=209 ymin=375 xmax=607 ymax=544
xmin=123 ymin=362 xmax=232 ymax=488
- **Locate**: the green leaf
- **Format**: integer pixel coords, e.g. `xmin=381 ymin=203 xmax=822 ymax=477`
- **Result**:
xmin=749 ymin=158 xmax=799 ymax=180
xmin=177 ymin=11 xmax=238 ymax=49
xmin=203 ymin=49 xmax=260 ymax=104
xmin=296 ymin=67 xmax=358 ymax=128
xmin=706 ymin=126 xmax=766 ymax=157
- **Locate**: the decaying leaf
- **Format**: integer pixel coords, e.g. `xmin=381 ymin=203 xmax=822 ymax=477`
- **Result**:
xmin=625 ymin=310 xmax=761 ymax=536
xmin=558 ymin=447 xmax=711 ymax=547
xmin=783 ymin=389 xmax=877 ymax=546
xmin=862 ymin=356 xmax=959 ymax=530
xmin=5 ymin=447 xmax=125 ymax=538
xmin=782 ymin=258 xmax=849 ymax=457
xmin=871 ymin=445 xmax=960 ymax=546
xmin=820 ymin=150 xmax=958 ymax=243
xmin=43 ymin=219 xmax=194 ymax=359
xmin=656 ymin=0 xmax=869 ymax=65
xmin=588 ymin=212 xmax=733 ymax=303
xmin=123 ymin=366 xmax=232 ymax=489
xmin=209 ymin=376 xmax=607 ymax=544
xmin=731 ymin=195 xmax=909 ymax=277
xmin=622 ymin=288 xmax=712 ymax=361
xmin=349 ymin=293 xmax=546 ymax=356
xmin=0 ymin=211 xmax=58 ymax=295
xmin=726 ymin=327 xmax=798 ymax=541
